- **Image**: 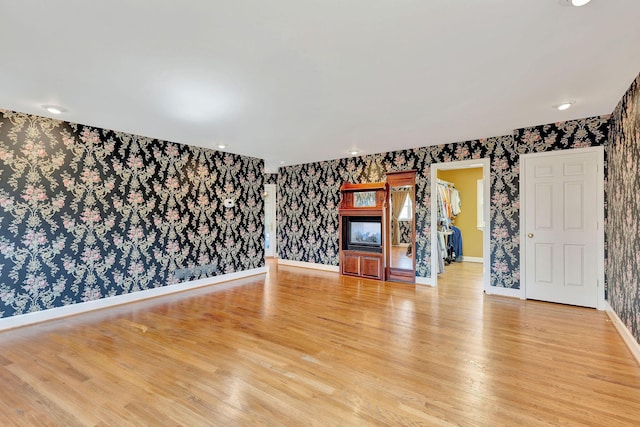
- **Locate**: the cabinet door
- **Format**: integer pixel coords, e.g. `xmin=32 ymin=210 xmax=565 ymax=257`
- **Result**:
xmin=342 ymin=253 xmax=360 ymax=275
xmin=361 ymin=255 xmax=382 ymax=279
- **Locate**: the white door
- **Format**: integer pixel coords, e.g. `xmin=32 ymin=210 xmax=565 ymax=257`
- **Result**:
xmin=264 ymin=184 xmax=277 ymax=257
xmin=522 ymin=148 xmax=602 ymax=308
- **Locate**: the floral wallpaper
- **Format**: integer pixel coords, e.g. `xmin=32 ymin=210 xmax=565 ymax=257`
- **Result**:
xmin=397 ymin=221 xmax=411 ymax=244
xmin=0 ymin=110 xmax=264 ymax=318
xmin=278 ymin=116 xmax=609 ymax=289
xmin=607 ymin=72 xmax=640 ymax=343
xmin=264 ymin=173 xmax=278 ymax=185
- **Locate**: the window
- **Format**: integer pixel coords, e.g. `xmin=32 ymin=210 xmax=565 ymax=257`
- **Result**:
xmin=398 ymin=196 xmax=413 ymax=221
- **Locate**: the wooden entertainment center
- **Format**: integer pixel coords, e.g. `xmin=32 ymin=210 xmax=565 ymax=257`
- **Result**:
xmin=338 ymin=182 xmax=388 ymax=280
xmin=338 ymin=171 xmax=416 ymax=283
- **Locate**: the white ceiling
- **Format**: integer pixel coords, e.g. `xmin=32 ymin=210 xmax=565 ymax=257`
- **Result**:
xmin=1 ymin=1 xmax=639 ymax=173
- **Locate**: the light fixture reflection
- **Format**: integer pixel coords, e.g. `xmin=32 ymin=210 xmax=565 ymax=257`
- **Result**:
xmin=42 ymin=105 xmax=66 ymax=115
xmin=554 ymin=101 xmax=575 ymax=111
xmin=158 ymin=71 xmax=241 ymax=123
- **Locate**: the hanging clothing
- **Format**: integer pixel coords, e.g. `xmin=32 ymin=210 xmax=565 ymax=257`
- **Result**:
xmin=437 ymin=231 xmax=447 ymax=257
xmin=450 ymin=225 xmax=463 ymax=262
xmin=436 ymin=182 xmax=450 ymax=223
xmin=436 ymin=180 xmax=463 ymax=270
xmin=436 ymin=180 xmax=461 ymax=224
xmin=450 ymin=188 xmax=461 ymax=216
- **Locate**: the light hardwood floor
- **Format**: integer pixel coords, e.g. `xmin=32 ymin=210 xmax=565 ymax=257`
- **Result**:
xmin=0 ymin=260 xmax=639 ymax=426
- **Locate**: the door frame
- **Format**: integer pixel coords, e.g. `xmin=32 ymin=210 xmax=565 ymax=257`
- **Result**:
xmin=264 ymin=183 xmax=277 ymax=258
xmin=519 ymin=146 xmax=605 ymax=309
xmin=430 ymin=158 xmax=491 ymax=293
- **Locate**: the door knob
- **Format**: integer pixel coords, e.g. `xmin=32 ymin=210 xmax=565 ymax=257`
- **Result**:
xmin=527 ymin=233 xmax=534 ymax=238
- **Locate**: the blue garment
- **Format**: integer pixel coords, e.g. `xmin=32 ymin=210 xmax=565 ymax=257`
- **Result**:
xmin=450 ymin=225 xmax=463 ymax=262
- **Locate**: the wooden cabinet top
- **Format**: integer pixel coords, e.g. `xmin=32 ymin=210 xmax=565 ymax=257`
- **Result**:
xmin=340 ymin=182 xmax=388 ymax=193
xmin=339 ymin=181 xmax=388 ymax=212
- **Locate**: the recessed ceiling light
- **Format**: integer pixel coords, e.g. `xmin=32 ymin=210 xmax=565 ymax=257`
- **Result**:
xmin=279 ymin=161 xmax=285 ymax=165
xmin=350 ymin=150 xmax=359 ymax=156
xmin=42 ymin=105 xmax=66 ymax=115
xmin=559 ymin=0 xmax=592 ymax=6
xmin=554 ymin=101 xmax=575 ymax=111
xmin=217 ymin=143 xmax=227 ymax=150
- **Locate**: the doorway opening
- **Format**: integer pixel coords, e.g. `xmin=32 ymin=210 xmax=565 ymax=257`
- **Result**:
xmin=430 ymin=158 xmax=490 ymax=292
xmin=264 ymin=183 xmax=277 ymax=258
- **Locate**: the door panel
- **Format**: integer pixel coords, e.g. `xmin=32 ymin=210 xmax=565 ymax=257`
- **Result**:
xmin=361 ymin=256 xmax=382 ymax=279
xmin=564 ymin=162 xmax=584 ymax=176
xmin=524 ymin=150 xmax=599 ymax=308
xmin=342 ymin=253 xmax=360 ymax=276
xmin=534 ymin=244 xmax=553 ymax=284
xmin=535 ymin=183 xmax=552 ymax=229
xmin=264 ymin=184 xmax=277 ymax=257
xmin=564 ymin=245 xmax=584 ymax=287
xmin=564 ymin=182 xmax=583 ymax=230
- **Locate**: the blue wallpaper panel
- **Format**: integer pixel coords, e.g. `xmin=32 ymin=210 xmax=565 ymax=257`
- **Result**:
xmin=0 ymin=110 xmax=264 ymax=318
xmin=607 ymin=72 xmax=640 ymax=343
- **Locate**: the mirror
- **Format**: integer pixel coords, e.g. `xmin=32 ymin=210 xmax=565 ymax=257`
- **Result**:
xmin=386 ymin=171 xmax=416 ymax=282
xmin=389 ymin=186 xmax=413 ymax=269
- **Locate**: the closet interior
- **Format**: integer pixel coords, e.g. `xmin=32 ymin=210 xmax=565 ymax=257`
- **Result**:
xmin=436 ymin=179 xmax=462 ymax=274
xmin=435 ymin=167 xmax=484 ymax=275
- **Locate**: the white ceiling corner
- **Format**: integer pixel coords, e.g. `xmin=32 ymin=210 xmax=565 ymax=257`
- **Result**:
xmin=1 ymin=0 xmax=639 ymax=172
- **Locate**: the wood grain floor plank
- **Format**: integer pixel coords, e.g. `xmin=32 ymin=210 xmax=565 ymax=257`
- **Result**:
xmin=0 ymin=261 xmax=639 ymax=425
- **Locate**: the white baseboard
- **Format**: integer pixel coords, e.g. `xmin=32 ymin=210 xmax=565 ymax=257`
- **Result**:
xmin=605 ymin=301 xmax=640 ymax=367
xmin=278 ymin=259 xmax=340 ymax=273
xmin=0 ymin=267 xmax=267 ymax=331
xmin=461 ymin=256 xmax=483 ymax=263
xmin=485 ymin=285 xmax=523 ymax=299
xmin=415 ymin=276 xmax=435 ymax=286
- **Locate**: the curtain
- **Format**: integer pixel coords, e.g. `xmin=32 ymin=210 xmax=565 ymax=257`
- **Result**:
xmin=391 ymin=190 xmax=409 ymax=245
